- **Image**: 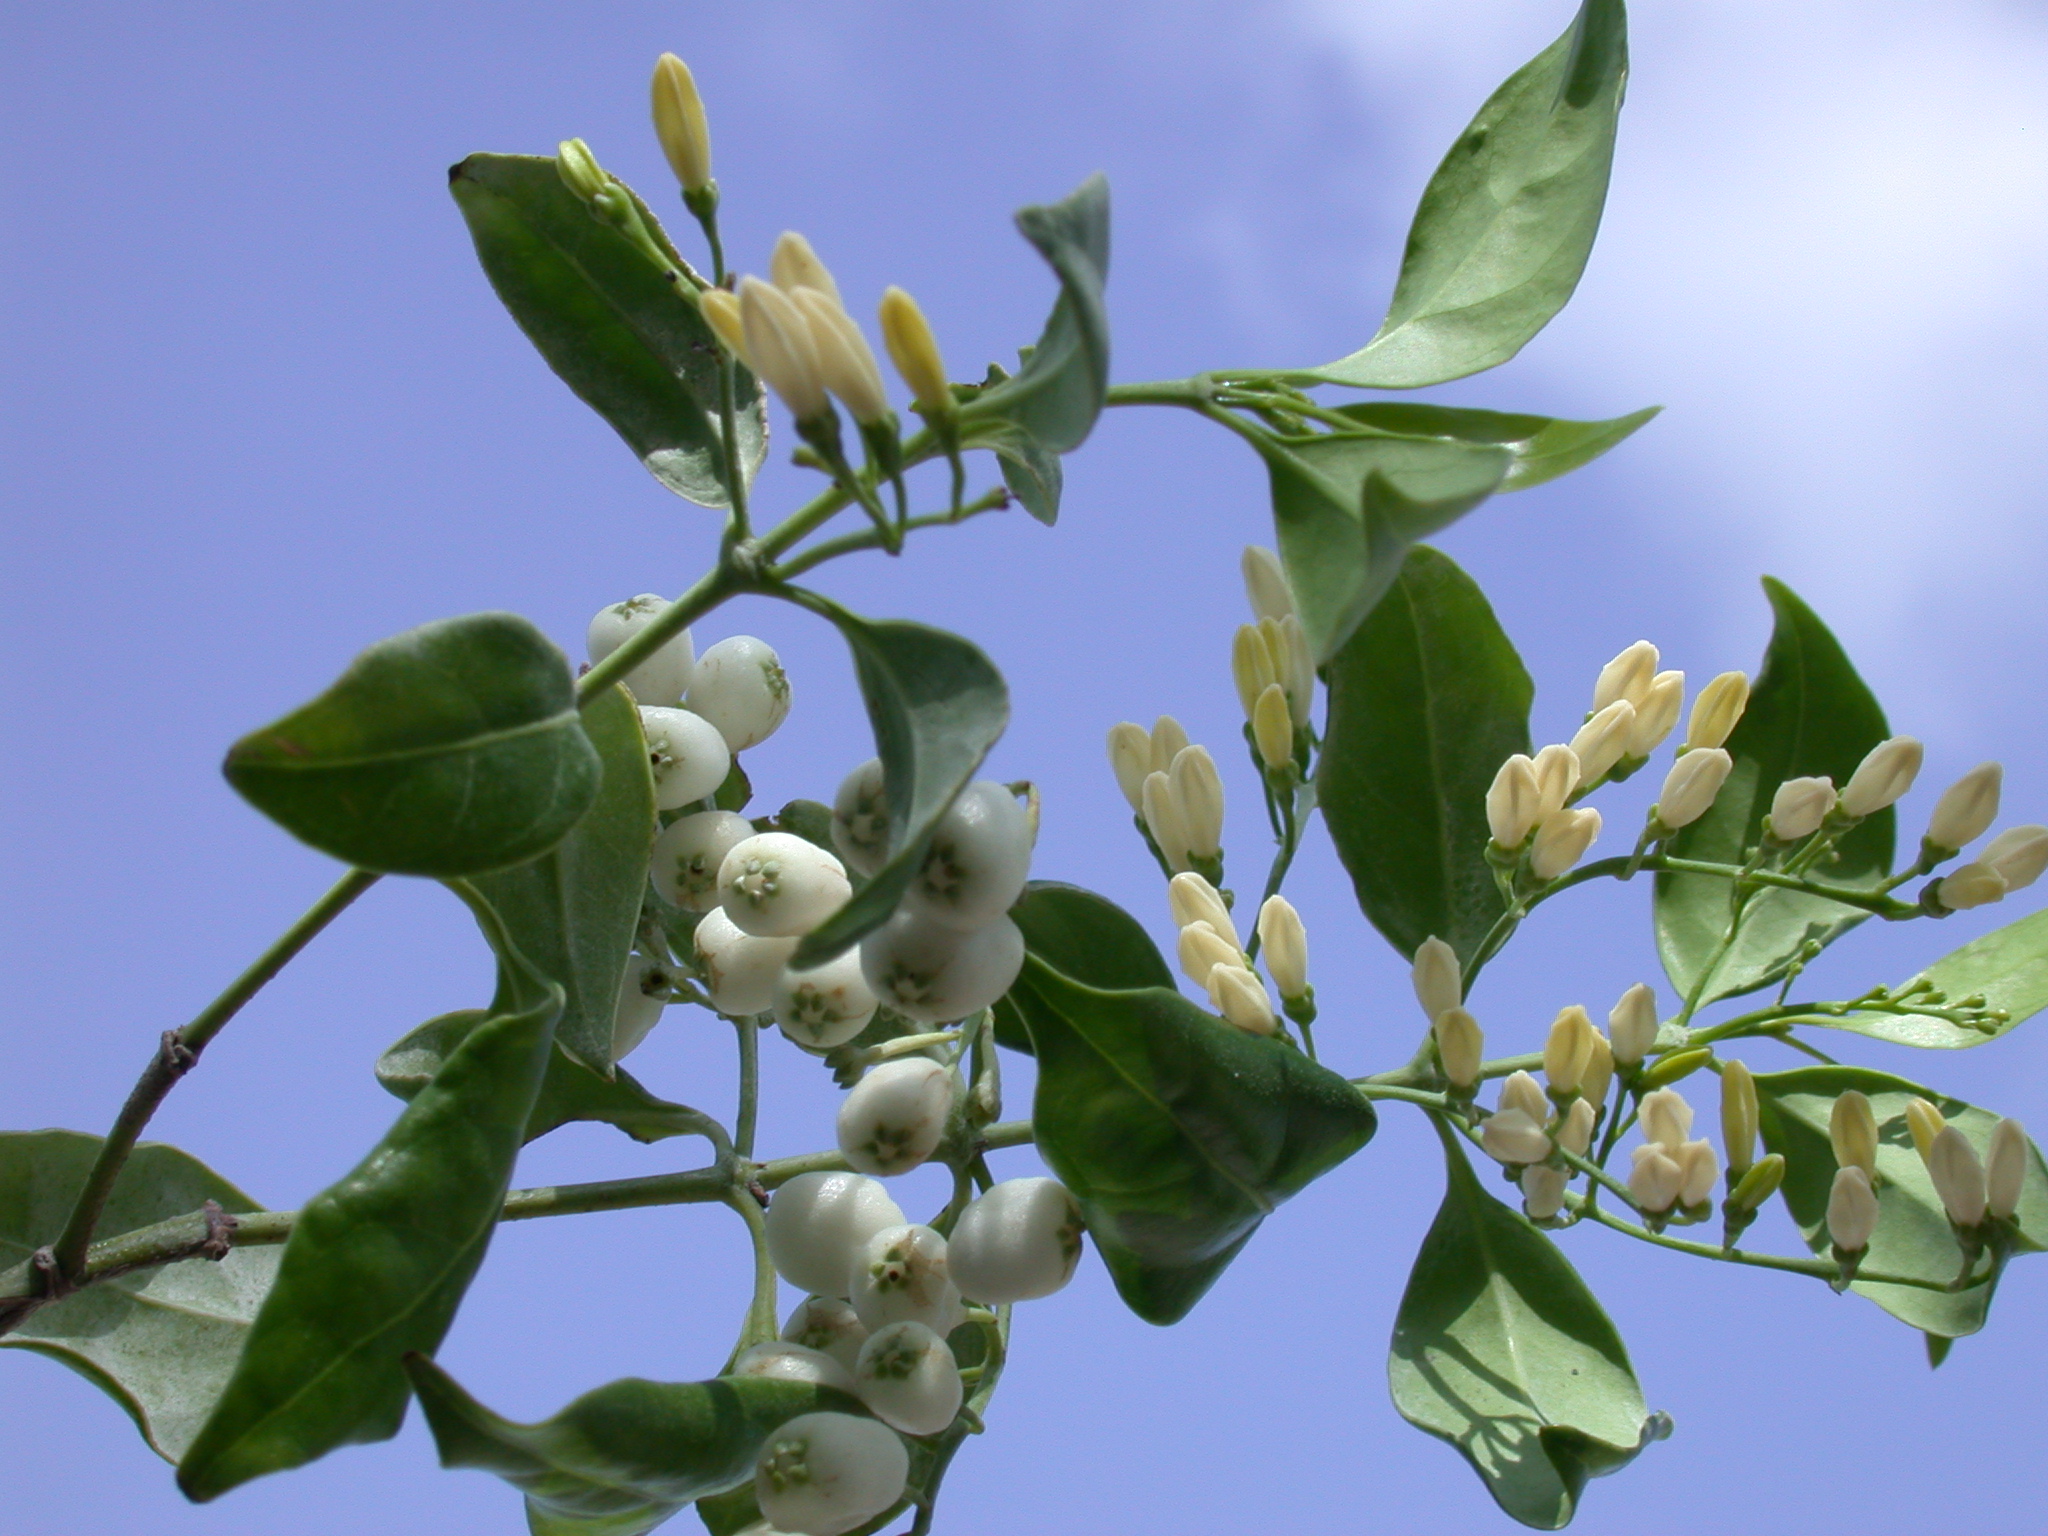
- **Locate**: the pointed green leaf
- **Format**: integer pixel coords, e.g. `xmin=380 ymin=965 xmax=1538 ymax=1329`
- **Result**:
xmin=0 ymin=1132 xmax=280 ymax=1462
xmin=1390 ymin=1120 xmax=1655 ymax=1530
xmin=994 ymin=880 xmax=1178 ymax=1055
xmin=788 ymin=603 xmax=1008 ymax=967
xmin=472 ymin=683 xmax=656 ymax=1073
xmin=1755 ymin=1066 xmax=2048 ymax=1338
xmin=1322 ymin=403 xmax=1658 ymax=492
xmin=1318 ymin=546 xmax=1532 ymax=966
xmin=223 ymin=612 xmax=602 ymax=878
xmin=450 ymin=152 xmax=765 ymax=508
xmin=960 ymin=416 xmax=1064 ymax=526
xmin=1010 ymin=955 xmax=1377 ymax=1324
xmin=1794 ymin=907 xmax=2048 ymax=1048
xmin=176 ymin=892 xmax=562 ymax=1500
xmin=1305 ymin=0 xmax=1628 ymax=389
xmin=1657 ymin=579 xmax=1894 ymax=1005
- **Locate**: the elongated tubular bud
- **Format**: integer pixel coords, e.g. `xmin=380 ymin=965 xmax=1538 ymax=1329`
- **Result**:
xmin=1557 ymin=1098 xmax=1597 ymax=1159
xmin=1906 ymin=1097 xmax=1947 ymax=1161
xmin=1241 ymin=545 xmax=1293 ymax=622
xmin=1655 ymin=747 xmax=1733 ymax=831
xmin=1577 ymin=1030 xmax=1614 ymax=1112
xmin=1142 ymin=771 xmax=1191 ymax=872
xmin=1277 ymin=614 xmax=1315 ymax=726
xmin=1481 ymin=1108 xmax=1552 ymax=1165
xmin=1231 ymin=625 xmax=1277 ymax=719
xmin=699 ymin=286 xmax=750 ymax=363
xmin=1149 ymin=715 xmax=1190 ymax=774
xmin=1839 ymin=736 xmax=1924 ymax=818
xmin=1593 ymin=640 xmax=1659 ymax=712
xmin=1530 ymin=807 xmax=1601 ymax=880
xmin=1411 ymin=936 xmax=1461 ymax=1023
xmin=1926 ymin=762 xmax=2003 ymax=852
xmin=1208 ymin=964 xmax=1278 ymax=1036
xmin=1569 ymin=700 xmax=1636 ymax=788
xmin=1768 ymin=776 xmax=1835 ymax=842
xmin=792 ymin=286 xmax=890 ymax=424
xmin=1639 ymin=1087 xmax=1694 ymax=1150
xmin=1170 ymin=746 xmax=1225 ymax=861
xmin=1827 ymin=1166 xmax=1879 ymax=1253
xmin=1252 ymin=684 xmax=1294 ymax=771
xmin=1983 ymin=825 xmax=2048 ymax=893
xmin=1177 ymin=921 xmax=1244 ymax=990
xmin=1500 ymin=1070 xmax=1549 ymax=1124
xmin=1937 ymin=862 xmax=2007 ymax=911
xmin=740 ymin=275 xmax=829 ymax=419
xmin=1720 ymin=1060 xmax=1759 ymax=1177
xmin=1986 ymin=1118 xmax=2027 ymax=1222
xmin=1522 ymin=1165 xmax=1569 ymax=1220
xmin=1167 ymin=871 xmax=1235 ymax=941
xmin=1686 ymin=671 xmax=1750 ymax=751
xmin=1728 ymin=1152 xmax=1785 ymax=1213
xmin=1829 ymin=1090 xmax=1878 ymax=1179
xmin=1639 ymin=1045 xmax=1711 ymax=1090
xmin=650 ymin=53 xmax=713 ymax=193
xmin=1627 ymin=670 xmax=1685 ymax=757
xmin=1108 ymin=723 xmax=1151 ymax=812
xmin=1628 ymin=1145 xmax=1684 ymax=1212
xmin=1257 ymin=895 xmax=1309 ymax=1002
xmin=770 ymin=230 xmax=842 ymax=302
xmin=1433 ymin=1007 xmax=1482 ymax=1091
xmin=878 ymin=285 xmax=951 ymax=413
xmin=1487 ymin=754 xmax=1542 ymax=848
xmin=1543 ymin=1006 xmax=1596 ymax=1097
xmin=1927 ymin=1125 xmax=1988 ymax=1227
xmin=1532 ymin=745 xmax=1580 ymax=817
xmin=1677 ymin=1139 xmax=1720 ymax=1207
xmin=555 ymin=136 xmax=611 ymax=204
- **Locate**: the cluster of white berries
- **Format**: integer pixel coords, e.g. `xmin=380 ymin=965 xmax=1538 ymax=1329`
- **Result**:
xmin=747 ymin=1170 xmax=1084 ymax=1533
xmin=1166 ymin=872 xmax=1309 ymax=1037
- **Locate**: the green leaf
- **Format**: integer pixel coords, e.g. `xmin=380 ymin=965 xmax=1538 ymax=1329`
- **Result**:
xmin=177 ymin=892 xmax=563 ymax=1500
xmin=1304 ymin=0 xmax=1628 ymax=389
xmin=961 ymin=174 xmax=1111 ymax=456
xmin=1657 ymin=579 xmax=1894 ymax=1005
xmin=1318 ymin=546 xmax=1532 ymax=966
xmin=1258 ymin=431 xmax=1511 ymax=664
xmin=994 ymin=880 xmax=1178 ymax=1054
xmin=223 ymin=612 xmax=602 ymax=879
xmin=1797 ymin=907 xmax=2048 ymax=1049
xmin=405 ymin=1355 xmax=864 ymax=1536
xmin=0 ymin=1132 xmax=280 ymax=1462
xmin=1390 ymin=1119 xmax=1655 ymax=1530
xmin=472 ymin=683 xmax=655 ymax=1074
xmin=1755 ymin=1066 xmax=2048 ymax=1338
xmin=1322 ymin=403 xmax=1658 ymax=492
xmin=1009 ymin=955 xmax=1377 ymax=1324
xmin=450 ymin=152 xmax=766 ymax=508
xmin=788 ymin=604 xmax=1008 ymax=968
xmin=961 ymin=416 xmax=1064 ymax=526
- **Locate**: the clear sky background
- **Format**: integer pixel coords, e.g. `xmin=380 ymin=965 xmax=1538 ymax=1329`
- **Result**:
xmin=5 ymin=1 xmax=2048 ymax=1531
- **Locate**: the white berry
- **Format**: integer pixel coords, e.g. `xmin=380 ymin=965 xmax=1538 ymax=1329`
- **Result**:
xmin=782 ymin=1295 xmax=870 ymax=1373
xmin=650 ymin=809 xmax=755 ymax=911
xmin=755 ymin=1412 xmax=908 ymax=1536
xmin=719 ymin=832 xmax=852 ymax=938
xmin=830 ymin=758 xmax=891 ymax=876
xmin=639 ymin=706 xmax=732 ymax=810
xmin=688 ymin=635 xmax=792 ymax=751
xmin=837 ymin=1058 xmax=955 ymax=1177
xmin=764 ymin=1172 xmax=907 ymax=1297
xmin=775 ymin=948 xmax=879 ymax=1050
xmin=850 ymin=1223 xmax=964 ymax=1337
xmin=859 ymin=913 xmax=1025 ymax=1025
xmin=588 ymin=594 xmax=694 ymax=706
xmin=730 ymin=1340 xmax=856 ymax=1396
xmin=610 ymin=951 xmax=670 ymax=1061
xmin=904 ymin=781 xmax=1033 ymax=931
xmin=694 ymin=907 xmax=798 ymax=1017
xmin=854 ymin=1321 xmax=963 ymax=1437
xmin=946 ymin=1177 xmax=1085 ymax=1303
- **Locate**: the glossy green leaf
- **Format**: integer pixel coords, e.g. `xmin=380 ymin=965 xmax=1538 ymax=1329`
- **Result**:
xmin=450 ymin=152 xmax=766 ymax=508
xmin=406 ymin=1355 xmax=863 ymax=1536
xmin=1797 ymin=907 xmax=2048 ymax=1048
xmin=1259 ymin=431 xmax=1511 ymax=664
xmin=962 ymin=416 xmax=1064 ymax=526
xmin=994 ymin=880 xmax=1178 ymax=1054
xmin=1305 ymin=0 xmax=1627 ymax=389
xmin=1657 ymin=579 xmax=1894 ymax=1005
xmin=0 ymin=1132 xmax=280 ymax=1462
xmin=472 ymin=683 xmax=655 ymax=1074
xmin=1755 ymin=1066 xmax=2048 ymax=1338
xmin=961 ymin=174 xmax=1111 ymax=457
xmin=1323 ymin=403 xmax=1658 ymax=492
xmin=788 ymin=603 xmax=1008 ymax=967
xmin=177 ymin=893 xmax=562 ymax=1500
xmin=1390 ymin=1120 xmax=1655 ymax=1529
xmin=1318 ymin=546 xmax=1532 ymax=966
xmin=223 ymin=612 xmax=601 ymax=879
xmin=1010 ymin=955 xmax=1377 ymax=1323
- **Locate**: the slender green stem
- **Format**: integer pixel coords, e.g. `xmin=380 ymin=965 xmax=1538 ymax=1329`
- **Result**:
xmin=772 ymin=488 xmax=1011 ymax=579
xmin=721 ymin=1188 xmax=781 ymax=1366
xmin=714 ymin=352 xmax=752 ymax=550
xmin=1357 ymin=1083 xmax=1451 ymax=1110
xmin=1243 ymin=779 xmax=1306 ymax=963
xmin=734 ymin=1017 xmax=760 ymax=1161
xmin=1573 ymin=1198 xmax=1967 ymax=1293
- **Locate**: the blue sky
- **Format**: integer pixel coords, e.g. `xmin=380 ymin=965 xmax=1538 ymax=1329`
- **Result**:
xmin=6 ymin=2 xmax=2048 ymax=1531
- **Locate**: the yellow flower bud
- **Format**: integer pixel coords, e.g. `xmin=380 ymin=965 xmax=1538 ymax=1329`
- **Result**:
xmin=1530 ymin=807 xmax=1601 ymax=880
xmin=1592 ymin=640 xmax=1659 ymax=712
xmin=1905 ymin=1097 xmax=1947 ymax=1161
xmin=1983 ymin=825 xmax=2048 ymax=893
xmin=770 ymin=230 xmax=841 ymax=303
xmin=1840 ymin=736 xmax=1924 ymax=818
xmin=555 ymin=136 xmax=612 ymax=205
xmin=1728 ymin=1152 xmax=1785 ymax=1213
xmin=1522 ymin=1164 xmax=1569 ymax=1220
xmin=1499 ymin=1070 xmax=1549 ymax=1124
xmin=1257 ymin=895 xmax=1309 ymax=1003
xmin=1141 ymin=771 xmax=1191 ymax=873
xmin=791 ymin=287 xmax=890 ymax=425
xmin=1169 ymin=745 xmax=1225 ymax=862
xmin=738 ymin=275 xmax=828 ymax=420
xmin=1177 ymin=922 xmax=1244 ymax=990
xmin=1542 ymin=1006 xmax=1596 ymax=1097
xmin=878 ymin=285 xmax=951 ymax=414
xmin=1568 ymin=700 xmax=1637 ymax=788
xmin=1557 ymin=1098 xmax=1597 ymax=1158
xmin=1207 ymin=964 xmax=1278 ymax=1036
xmin=1926 ymin=762 xmax=2002 ymax=852
xmin=1686 ymin=671 xmax=1750 ymax=751
xmin=1937 ymin=862 xmax=2008 ymax=912
xmin=1107 ymin=722 xmax=1151 ymax=812
xmin=1231 ymin=624 xmax=1278 ymax=719
xmin=1277 ymin=614 xmax=1316 ymax=726
xmin=1252 ymin=684 xmax=1294 ymax=772
xmin=1676 ymin=1138 xmax=1720 ymax=1207
xmin=1927 ymin=1125 xmax=1987 ymax=1227
xmin=1532 ymin=744 xmax=1581 ymax=818
xmin=1608 ymin=982 xmax=1658 ymax=1065
xmin=1626 ymin=670 xmax=1685 ymax=757
xmin=1827 ymin=1165 xmax=1878 ymax=1253
xmin=1482 ymin=1107 xmax=1552 ymax=1166
xmin=1577 ymin=1030 xmax=1613 ymax=1113
xmin=1655 ymin=747 xmax=1733 ymax=831
xmin=1486 ymin=754 xmax=1542 ymax=849
xmin=1433 ymin=1007 xmax=1483 ymax=1091
xmin=1829 ymin=1090 xmax=1878 ymax=1179
xmin=1148 ymin=715 xmax=1189 ymax=775
xmin=1241 ymin=545 xmax=1293 ymax=622
xmin=650 ymin=53 xmax=713 ymax=193
xmin=1640 ymin=1087 xmax=1694 ymax=1150
xmin=1720 ymin=1059 xmax=1758 ymax=1178
xmin=1411 ymin=936 xmax=1462 ymax=1024
xmin=1986 ymin=1118 xmax=2027 ymax=1222
xmin=1167 ymin=872 xmax=1235 ymax=943
xmin=698 ymin=287 xmax=750 ymax=364
xmin=1628 ymin=1145 xmax=1684 ymax=1213
xmin=1767 ymin=776 xmax=1834 ymax=842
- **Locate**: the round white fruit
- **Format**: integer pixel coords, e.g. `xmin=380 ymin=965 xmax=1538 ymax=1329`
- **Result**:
xmin=830 ymin=758 xmax=891 ymax=876
xmin=754 ymin=1412 xmax=908 ymax=1536
xmin=688 ymin=635 xmax=792 ymax=751
xmin=588 ymin=595 xmax=694 ymax=707
xmin=730 ymin=1340 xmax=856 ymax=1395
xmin=849 ymin=1223 xmax=963 ymax=1337
xmin=764 ymin=1172 xmax=907 ymax=1297
xmin=775 ymin=948 xmax=879 ymax=1049
xmin=694 ymin=907 xmax=798 ymax=1018
xmin=610 ymin=951 xmax=670 ymax=1061
xmin=781 ymin=1295 xmax=869 ymax=1373
xmin=853 ymin=1321 xmax=962 ymax=1437
xmin=639 ymin=706 xmax=732 ymax=810
xmin=904 ymin=781 xmax=1033 ymax=931
xmin=650 ymin=810 xmax=755 ymax=912
xmin=859 ymin=913 xmax=1025 ymax=1025
xmin=946 ymin=1177 xmax=1085 ymax=1303
xmin=836 ymin=1058 xmax=954 ymax=1177
xmin=719 ymin=832 xmax=852 ymax=939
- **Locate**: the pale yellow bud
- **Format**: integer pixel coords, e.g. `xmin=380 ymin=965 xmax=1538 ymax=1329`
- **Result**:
xmin=1926 ymin=762 xmax=2002 ymax=852
xmin=1433 ymin=1007 xmax=1483 ymax=1091
xmin=1608 ymin=983 xmax=1659 ymax=1065
xmin=1626 ymin=670 xmax=1685 ymax=757
xmin=1827 ymin=1165 xmax=1878 ymax=1253
xmin=1107 ymin=723 xmax=1151 ymax=812
xmin=1655 ymin=747 xmax=1733 ymax=831
xmin=1927 ymin=1125 xmax=1988 ymax=1227
xmin=1178 ymin=922 xmax=1245 ymax=990
xmin=1207 ymin=963 xmax=1278 ymax=1036
xmin=1167 ymin=873 xmax=1235 ymax=942
xmin=1768 ymin=776 xmax=1834 ymax=842
xmin=1241 ymin=545 xmax=1294 ymax=623
xmin=1728 ymin=1152 xmax=1786 ymax=1214
xmin=1640 ymin=1087 xmax=1694 ymax=1151
xmin=791 ymin=287 xmax=890 ymax=425
xmin=555 ymin=136 xmax=612 ymax=205
xmin=1937 ymin=862 xmax=2008 ymax=911
xmin=1593 ymin=640 xmax=1660 ymax=712
xmin=1628 ymin=1145 xmax=1684 ymax=1213
xmin=1720 ymin=1060 xmax=1759 ymax=1178
xmin=878 ymin=285 xmax=951 ymax=414
xmin=1141 ymin=771 xmax=1191 ymax=873
xmin=1983 ymin=825 xmax=2048 ymax=893
xmin=770 ymin=231 xmax=842 ymax=303
xmin=650 ymin=53 xmax=713 ymax=193
xmin=1169 ymin=745 xmax=1225 ymax=861
xmin=1906 ymin=1098 xmax=1947 ymax=1161
xmin=1486 ymin=755 xmax=1542 ymax=849
xmin=1686 ymin=671 xmax=1750 ymax=751
xmin=1257 ymin=895 xmax=1310 ymax=1002
xmin=1411 ymin=936 xmax=1462 ymax=1023
xmin=1577 ymin=1031 xmax=1613 ymax=1113
xmin=1530 ymin=807 xmax=1601 ymax=881
xmin=1482 ymin=1107 xmax=1552 ymax=1165
xmin=1829 ymin=1090 xmax=1878 ymax=1179
xmin=1839 ymin=736 xmax=1923 ymax=818
xmin=1557 ymin=1097 xmax=1597 ymax=1158
xmin=1532 ymin=744 xmax=1581 ymax=817
xmin=1676 ymin=1138 xmax=1720 ymax=1207
xmin=1252 ymin=685 xmax=1294 ymax=771
xmin=738 ymin=275 xmax=828 ymax=420
xmin=698 ymin=287 xmax=750 ymax=365
xmin=1232 ymin=625 xmax=1279 ymax=719
xmin=1277 ymin=614 xmax=1316 ymax=727
xmin=1521 ymin=1164 xmax=1569 ymax=1220
xmin=1542 ymin=1006 xmax=1597 ymax=1097
xmin=1499 ymin=1070 xmax=1549 ymax=1125
xmin=1986 ymin=1118 xmax=2027 ymax=1222
xmin=1569 ymin=700 xmax=1637 ymax=788
xmin=1148 ymin=715 xmax=1189 ymax=775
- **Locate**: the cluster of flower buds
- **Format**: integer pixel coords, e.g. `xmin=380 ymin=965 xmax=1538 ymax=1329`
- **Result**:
xmin=1626 ymin=1087 xmax=1720 ymax=1222
xmin=1912 ymin=758 xmax=2048 ymax=915
xmin=1713 ymin=1058 xmax=1786 ymax=1243
xmin=1167 ymin=873 xmax=1310 ymax=1035
xmin=1232 ymin=547 xmax=1315 ymax=775
xmin=1410 ymin=938 xmax=1481 ymax=1094
xmin=1106 ymin=717 xmax=1226 ymax=883
xmin=1903 ymin=1097 xmax=2029 ymax=1242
